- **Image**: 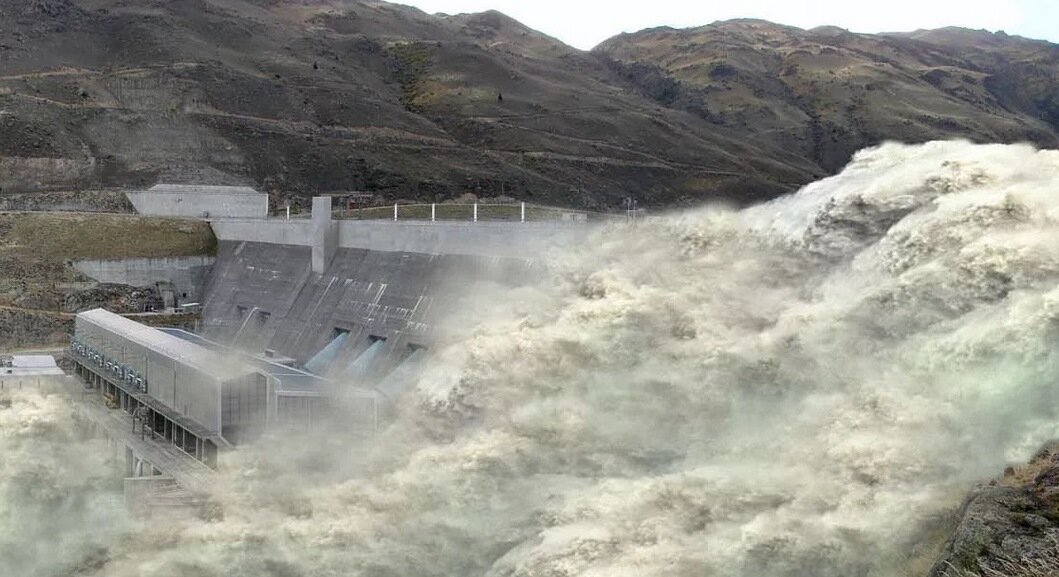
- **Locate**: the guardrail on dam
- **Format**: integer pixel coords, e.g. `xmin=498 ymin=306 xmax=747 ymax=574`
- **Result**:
xmin=211 ymin=198 xmax=592 ymax=263
xmin=201 ymin=197 xmax=595 ymax=372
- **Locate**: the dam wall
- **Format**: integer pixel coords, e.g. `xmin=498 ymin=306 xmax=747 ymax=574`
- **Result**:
xmin=201 ymin=242 xmax=539 ymax=365
xmin=201 ymin=200 xmax=593 ymax=379
xmin=210 ymin=219 xmax=590 ymax=260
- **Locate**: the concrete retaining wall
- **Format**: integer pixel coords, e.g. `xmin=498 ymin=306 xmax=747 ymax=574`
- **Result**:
xmin=74 ymin=256 xmax=215 ymax=305
xmin=336 ymin=220 xmax=587 ymax=257
xmin=211 ymin=220 xmax=311 ymax=245
xmin=127 ymin=185 xmax=267 ymax=219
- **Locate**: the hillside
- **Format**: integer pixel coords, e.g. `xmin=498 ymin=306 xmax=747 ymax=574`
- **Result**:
xmin=596 ymin=20 xmax=1059 ymax=174
xmin=0 ymin=3 xmax=1057 ymax=209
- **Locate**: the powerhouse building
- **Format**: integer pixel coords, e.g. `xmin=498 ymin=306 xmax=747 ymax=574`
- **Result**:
xmin=154 ymin=328 xmax=371 ymax=435
xmin=71 ymin=309 xmax=272 ymax=466
xmin=70 ymin=309 xmax=379 ymax=468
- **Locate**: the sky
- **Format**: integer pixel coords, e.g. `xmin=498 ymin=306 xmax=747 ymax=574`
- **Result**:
xmin=394 ymin=0 xmax=1059 ymax=50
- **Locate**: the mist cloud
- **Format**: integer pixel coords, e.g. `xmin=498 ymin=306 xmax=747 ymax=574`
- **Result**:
xmin=6 ymin=140 xmax=1059 ymax=576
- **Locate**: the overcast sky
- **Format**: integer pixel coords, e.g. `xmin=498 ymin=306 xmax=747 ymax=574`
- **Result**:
xmin=394 ymin=0 xmax=1059 ymax=50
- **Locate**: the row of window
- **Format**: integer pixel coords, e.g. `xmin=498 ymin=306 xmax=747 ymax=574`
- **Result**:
xmin=70 ymin=338 xmax=148 ymax=394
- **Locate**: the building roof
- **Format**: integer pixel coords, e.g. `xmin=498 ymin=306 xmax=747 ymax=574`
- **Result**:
xmin=144 ymin=184 xmax=263 ymax=196
xmin=12 ymin=355 xmax=58 ymax=368
xmin=2 ymin=355 xmax=66 ymax=377
xmin=158 ymin=328 xmax=335 ymax=396
xmin=77 ymin=309 xmax=254 ymax=379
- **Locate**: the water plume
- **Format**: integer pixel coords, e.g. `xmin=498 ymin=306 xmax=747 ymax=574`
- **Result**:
xmin=0 ymin=391 xmax=127 ymax=576
xmin=8 ymin=140 xmax=1059 ymax=577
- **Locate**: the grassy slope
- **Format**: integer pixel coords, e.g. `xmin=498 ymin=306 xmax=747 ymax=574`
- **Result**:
xmin=2 ymin=212 xmax=215 ymax=261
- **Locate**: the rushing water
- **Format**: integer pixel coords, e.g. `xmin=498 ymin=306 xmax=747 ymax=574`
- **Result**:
xmin=6 ymin=140 xmax=1059 ymax=576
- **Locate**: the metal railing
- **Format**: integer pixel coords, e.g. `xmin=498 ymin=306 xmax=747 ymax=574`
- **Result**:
xmin=278 ymin=202 xmax=637 ymax=223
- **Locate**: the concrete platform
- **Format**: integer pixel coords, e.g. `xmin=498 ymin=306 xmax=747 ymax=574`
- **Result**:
xmin=74 ymin=392 xmax=216 ymax=496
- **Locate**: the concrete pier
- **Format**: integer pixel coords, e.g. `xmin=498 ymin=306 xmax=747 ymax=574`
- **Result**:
xmin=310 ymin=196 xmax=338 ymax=273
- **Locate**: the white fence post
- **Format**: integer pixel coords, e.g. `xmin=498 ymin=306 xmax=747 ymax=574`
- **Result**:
xmin=521 ymin=202 xmax=525 ymax=223
xmin=393 ymin=203 xmax=398 ymax=222
xmin=431 ymin=203 xmax=436 ymax=222
xmin=473 ymin=203 xmax=478 ymax=223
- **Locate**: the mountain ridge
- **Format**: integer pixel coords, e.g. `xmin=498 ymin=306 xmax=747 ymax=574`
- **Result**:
xmin=0 ymin=0 xmax=1056 ymax=209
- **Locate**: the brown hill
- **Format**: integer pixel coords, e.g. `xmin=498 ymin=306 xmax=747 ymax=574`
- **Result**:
xmin=596 ymin=20 xmax=1059 ymax=175
xmin=0 ymin=2 xmax=1057 ymax=209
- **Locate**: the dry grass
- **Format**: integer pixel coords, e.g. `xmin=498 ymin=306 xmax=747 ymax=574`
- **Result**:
xmin=0 ymin=212 xmax=215 ymax=295
xmin=0 ymin=212 xmax=215 ymax=261
xmin=941 ymin=536 xmax=1059 ymax=577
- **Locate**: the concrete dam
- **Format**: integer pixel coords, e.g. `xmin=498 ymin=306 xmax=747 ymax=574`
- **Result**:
xmin=63 ymin=196 xmax=593 ymax=505
xmin=202 ymin=197 xmax=593 ymax=366
xmin=202 ymin=197 xmax=586 ymax=365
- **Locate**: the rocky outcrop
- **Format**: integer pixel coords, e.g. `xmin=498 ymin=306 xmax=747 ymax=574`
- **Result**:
xmin=0 ymin=307 xmax=71 ymax=349
xmin=931 ymin=447 xmax=1059 ymax=576
xmin=62 ymin=283 xmax=162 ymax=314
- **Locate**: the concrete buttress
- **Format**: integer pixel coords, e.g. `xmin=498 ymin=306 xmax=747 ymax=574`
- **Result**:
xmin=311 ymin=196 xmax=338 ymax=274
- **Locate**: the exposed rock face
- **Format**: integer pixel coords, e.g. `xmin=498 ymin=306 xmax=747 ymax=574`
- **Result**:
xmin=0 ymin=307 xmax=70 ymax=349
xmin=1 ymin=2 xmax=1057 ymax=208
xmin=931 ymin=446 xmax=1059 ymax=576
xmin=0 ymin=189 xmax=132 ymax=212
xmin=930 ymin=487 xmax=1057 ymax=575
xmin=61 ymin=283 xmax=162 ymax=314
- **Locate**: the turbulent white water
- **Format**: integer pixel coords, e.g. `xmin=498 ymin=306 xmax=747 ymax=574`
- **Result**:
xmin=6 ymin=140 xmax=1059 ymax=576
xmin=0 ymin=392 xmax=128 ymax=576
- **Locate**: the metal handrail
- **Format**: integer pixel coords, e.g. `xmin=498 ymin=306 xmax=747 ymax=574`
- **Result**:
xmin=308 ymin=202 xmax=632 ymax=223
